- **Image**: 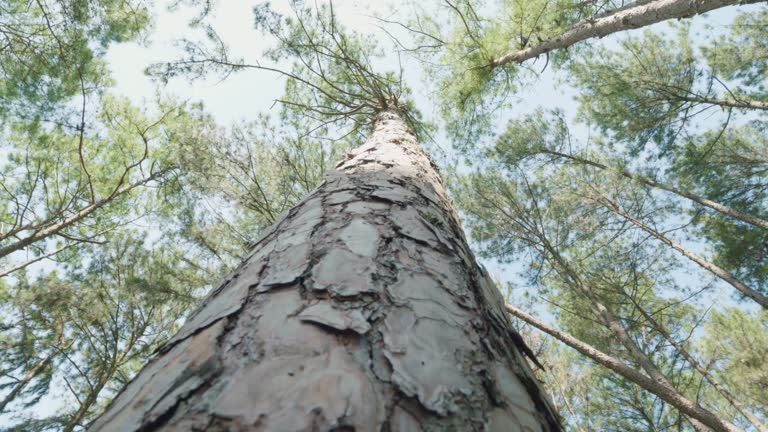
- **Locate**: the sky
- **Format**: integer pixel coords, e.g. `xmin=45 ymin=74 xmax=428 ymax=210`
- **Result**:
xmin=1 ymin=0 xmax=761 ymax=426
xmin=102 ymin=0 xmax=583 ymax=286
xmin=105 ymin=0 xmax=579 ymax=123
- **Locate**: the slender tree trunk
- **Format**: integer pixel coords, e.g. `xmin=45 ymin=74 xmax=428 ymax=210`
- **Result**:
xmin=675 ymin=94 xmax=768 ymax=111
xmin=633 ymin=303 xmax=768 ymax=432
xmin=65 ymin=379 xmax=110 ymax=432
xmin=0 ymin=352 xmax=55 ymax=412
xmin=602 ymin=199 xmax=768 ymax=309
xmin=544 ymin=149 xmax=768 ymax=231
xmin=541 ymin=248 xmax=716 ymax=431
xmin=504 ymin=304 xmax=741 ymax=432
xmin=545 ymin=244 xmax=675 ymax=385
xmin=491 ymin=0 xmax=764 ymax=66
xmin=477 ymin=188 xmax=714 ymax=429
xmin=88 ymin=108 xmax=561 ymax=431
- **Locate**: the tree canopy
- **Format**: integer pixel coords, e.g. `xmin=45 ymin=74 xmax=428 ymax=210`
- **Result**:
xmin=0 ymin=0 xmax=766 ymax=430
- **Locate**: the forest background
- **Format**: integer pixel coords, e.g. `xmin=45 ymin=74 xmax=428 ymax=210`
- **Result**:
xmin=0 ymin=0 xmax=766 ymax=430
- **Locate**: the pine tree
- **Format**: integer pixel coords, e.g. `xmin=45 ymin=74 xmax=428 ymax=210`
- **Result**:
xmin=88 ymin=4 xmax=562 ymax=430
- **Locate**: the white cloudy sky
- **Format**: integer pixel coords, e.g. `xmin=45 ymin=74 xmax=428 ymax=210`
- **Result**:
xmin=105 ymin=0 xmax=577 ymax=124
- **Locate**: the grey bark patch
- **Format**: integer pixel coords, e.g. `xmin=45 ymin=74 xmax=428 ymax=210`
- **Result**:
xmin=392 ymin=207 xmax=439 ymax=246
xmin=358 ymin=173 xmax=400 ymax=190
xmin=259 ymin=241 xmax=311 ymax=287
xmin=419 ymin=250 xmax=474 ymax=307
xmin=325 ymin=190 xmax=358 ymax=205
xmin=339 ymin=218 xmax=380 ymax=257
xmin=311 ymin=248 xmax=376 ymax=295
xmin=345 ymin=200 xmax=390 ymax=214
xmin=288 ymin=198 xmax=324 ymax=227
xmin=370 ymin=188 xmax=415 ymax=204
xmin=253 ymin=289 xmax=335 ymax=357
xmin=388 ymin=273 xmax=469 ymax=323
xmin=244 ymin=212 xmax=288 ymax=256
xmin=491 ymin=363 xmax=537 ymax=413
xmin=298 ymin=302 xmax=371 ymax=334
xmin=371 ymin=346 xmax=393 ymax=382
xmin=213 ymin=348 xmax=384 ymax=430
xmin=417 ymin=184 xmax=444 ymax=209
xmin=89 ymin=320 xmax=226 ymax=431
xmin=144 ymin=375 xmax=205 ymax=424
xmin=245 ymin=239 xmax=275 ymax=269
xmin=276 ymin=226 xmax=313 ymax=249
xmin=383 ymin=308 xmax=474 ymax=415
xmin=487 ymin=408 xmax=523 ymax=432
xmin=391 ymin=405 xmax=422 ymax=431
xmin=477 ymin=273 xmax=512 ymax=324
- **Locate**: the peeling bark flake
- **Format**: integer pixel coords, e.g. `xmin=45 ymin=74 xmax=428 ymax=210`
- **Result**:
xmin=298 ymin=302 xmax=372 ymax=334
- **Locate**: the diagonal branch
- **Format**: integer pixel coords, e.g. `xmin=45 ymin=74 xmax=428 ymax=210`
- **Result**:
xmin=492 ymin=0 xmax=764 ymax=66
xmin=597 ymin=194 xmax=768 ymax=310
xmin=0 ymin=169 xmax=170 ymax=260
xmin=544 ymin=149 xmax=768 ymax=230
xmin=505 ymin=303 xmax=740 ymax=432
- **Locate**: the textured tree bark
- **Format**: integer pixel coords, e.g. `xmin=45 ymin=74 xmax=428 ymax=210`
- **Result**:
xmin=491 ymin=0 xmax=764 ymax=66
xmin=88 ymin=109 xmax=561 ymax=432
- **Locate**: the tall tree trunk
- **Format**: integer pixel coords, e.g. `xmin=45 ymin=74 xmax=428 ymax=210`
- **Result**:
xmin=533 ymin=243 xmax=720 ymax=431
xmin=88 ymin=108 xmax=561 ymax=432
xmin=491 ymin=0 xmax=764 ymax=66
